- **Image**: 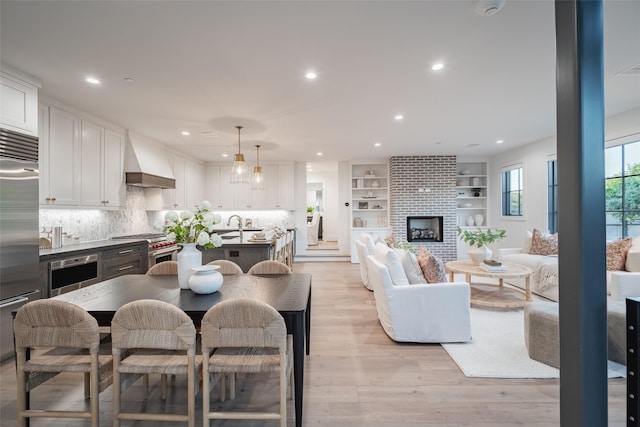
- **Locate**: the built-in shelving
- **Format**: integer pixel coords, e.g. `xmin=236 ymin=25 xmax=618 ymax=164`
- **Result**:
xmin=455 ymin=161 xmax=488 ymax=229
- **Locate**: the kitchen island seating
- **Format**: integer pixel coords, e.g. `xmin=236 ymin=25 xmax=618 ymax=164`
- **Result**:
xmin=146 ymin=260 xmax=178 ymax=275
xmin=201 ymin=298 xmax=293 ymax=427
xmin=365 ymin=255 xmax=472 ymax=343
xmin=14 ymin=299 xmax=113 ymax=427
xmin=248 ymin=260 xmax=293 ymax=275
xmin=206 ymin=259 xmax=244 ymax=274
xmin=111 ymin=299 xmax=202 ymax=427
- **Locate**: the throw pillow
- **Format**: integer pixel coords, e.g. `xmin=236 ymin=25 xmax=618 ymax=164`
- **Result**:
xmin=626 ymin=237 xmax=640 ymax=272
xmin=373 ymin=242 xmax=410 ymax=286
xmin=607 ymin=238 xmax=632 ymax=271
xmin=416 ymin=247 xmax=448 ymax=283
xmin=394 ymin=248 xmax=427 ymax=284
xmin=529 ymin=229 xmax=558 ymax=256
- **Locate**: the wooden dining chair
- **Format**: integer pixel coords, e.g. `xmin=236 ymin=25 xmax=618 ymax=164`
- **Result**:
xmin=146 ymin=260 xmax=179 ymax=275
xmin=111 ymin=299 xmax=202 ymax=427
xmin=247 ymin=260 xmax=292 ymax=275
xmin=206 ymin=259 xmax=244 ymax=274
xmin=201 ymin=298 xmax=293 ymax=427
xmin=14 ymin=299 xmax=113 ymax=427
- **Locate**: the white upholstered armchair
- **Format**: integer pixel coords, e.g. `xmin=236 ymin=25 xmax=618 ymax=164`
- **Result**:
xmin=307 ymin=212 xmax=320 ymax=246
xmin=365 ymin=255 xmax=471 ymax=343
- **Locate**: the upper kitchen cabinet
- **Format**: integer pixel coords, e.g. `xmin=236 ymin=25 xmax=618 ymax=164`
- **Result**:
xmin=80 ymin=118 xmax=125 ymax=208
xmin=162 ymin=154 xmax=205 ymax=210
xmin=39 ymin=104 xmax=81 ymax=206
xmin=0 ymin=65 xmax=40 ymax=136
xmin=205 ymin=163 xmax=293 ymax=210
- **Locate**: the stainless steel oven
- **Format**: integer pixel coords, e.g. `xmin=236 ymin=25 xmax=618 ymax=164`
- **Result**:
xmin=111 ymin=233 xmax=178 ymax=271
xmin=49 ymin=254 xmax=99 ymax=296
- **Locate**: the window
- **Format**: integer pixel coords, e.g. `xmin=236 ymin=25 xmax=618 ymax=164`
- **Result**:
xmin=547 ymin=159 xmax=558 ymax=234
xmin=605 ymin=139 xmax=640 ymax=240
xmin=502 ymin=164 xmax=523 ymax=216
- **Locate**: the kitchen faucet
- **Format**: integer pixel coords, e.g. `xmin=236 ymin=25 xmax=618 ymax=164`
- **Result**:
xmin=227 ymin=215 xmax=243 ymax=240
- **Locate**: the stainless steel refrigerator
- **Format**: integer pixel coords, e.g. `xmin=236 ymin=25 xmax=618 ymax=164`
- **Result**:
xmin=0 ymin=128 xmax=41 ymax=361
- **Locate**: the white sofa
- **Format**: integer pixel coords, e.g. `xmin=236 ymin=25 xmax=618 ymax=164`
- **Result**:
xmin=365 ymin=251 xmax=471 ymax=343
xmin=500 ymin=236 xmax=640 ymax=302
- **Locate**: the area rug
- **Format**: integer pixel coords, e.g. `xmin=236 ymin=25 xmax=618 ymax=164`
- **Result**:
xmin=441 ymin=308 xmax=627 ymax=379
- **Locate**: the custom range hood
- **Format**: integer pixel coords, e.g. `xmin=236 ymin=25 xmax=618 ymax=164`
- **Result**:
xmin=124 ymin=133 xmax=176 ymax=189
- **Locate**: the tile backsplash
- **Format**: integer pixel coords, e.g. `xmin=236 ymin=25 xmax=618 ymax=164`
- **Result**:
xmin=39 ymin=186 xmax=296 ymax=243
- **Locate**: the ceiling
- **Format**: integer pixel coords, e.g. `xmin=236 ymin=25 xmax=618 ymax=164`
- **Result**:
xmin=1 ymin=1 xmax=639 ymax=164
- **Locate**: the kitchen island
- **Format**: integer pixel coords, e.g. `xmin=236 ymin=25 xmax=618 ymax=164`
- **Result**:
xmin=202 ymin=231 xmax=275 ymax=273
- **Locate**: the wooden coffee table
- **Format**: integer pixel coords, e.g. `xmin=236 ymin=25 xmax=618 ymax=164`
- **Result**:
xmin=445 ymin=260 xmax=533 ymax=309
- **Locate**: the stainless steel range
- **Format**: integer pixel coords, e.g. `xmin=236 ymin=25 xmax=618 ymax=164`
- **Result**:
xmin=111 ymin=233 xmax=178 ymax=269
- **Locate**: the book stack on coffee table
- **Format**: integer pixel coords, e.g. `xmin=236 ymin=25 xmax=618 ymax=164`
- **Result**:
xmin=480 ymin=259 xmax=507 ymax=272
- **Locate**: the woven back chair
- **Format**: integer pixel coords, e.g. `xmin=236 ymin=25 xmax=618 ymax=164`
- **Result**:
xmin=201 ymin=298 xmax=293 ymax=426
xmin=247 ymin=260 xmax=292 ymax=275
xmin=14 ymin=299 xmax=112 ymax=427
xmin=146 ymin=260 xmax=178 ymax=275
xmin=111 ymin=299 xmax=201 ymax=427
xmin=206 ymin=259 xmax=244 ymax=275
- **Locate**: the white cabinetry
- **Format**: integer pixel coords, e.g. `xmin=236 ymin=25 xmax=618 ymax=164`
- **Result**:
xmin=163 ymin=155 xmax=205 ymax=210
xmin=1 ymin=67 xmax=39 ymax=136
xmin=205 ymin=163 xmax=294 ymax=210
xmin=455 ymin=162 xmax=488 ymax=229
xmin=79 ymin=119 xmax=125 ymax=208
xmin=350 ymin=163 xmax=391 ymax=263
xmin=39 ymin=104 xmax=81 ymax=206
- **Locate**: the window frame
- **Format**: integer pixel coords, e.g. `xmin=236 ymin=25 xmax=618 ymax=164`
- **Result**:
xmin=501 ymin=163 xmax=524 ymax=218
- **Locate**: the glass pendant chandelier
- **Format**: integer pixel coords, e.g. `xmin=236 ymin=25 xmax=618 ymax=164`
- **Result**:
xmin=230 ymin=125 xmax=250 ymax=184
xmin=252 ymin=144 xmax=265 ymax=190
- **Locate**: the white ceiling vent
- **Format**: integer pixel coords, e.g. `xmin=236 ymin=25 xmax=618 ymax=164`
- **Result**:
xmin=616 ymin=63 xmax=640 ymax=76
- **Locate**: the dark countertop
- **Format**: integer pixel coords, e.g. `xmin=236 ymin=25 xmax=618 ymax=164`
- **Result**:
xmin=39 ymin=239 xmax=148 ymax=261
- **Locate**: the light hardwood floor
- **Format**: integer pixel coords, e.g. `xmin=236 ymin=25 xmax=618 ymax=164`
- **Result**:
xmin=0 ymin=261 xmax=626 ymax=426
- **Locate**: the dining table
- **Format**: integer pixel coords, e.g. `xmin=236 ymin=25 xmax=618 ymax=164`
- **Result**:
xmin=52 ymin=272 xmax=312 ymax=427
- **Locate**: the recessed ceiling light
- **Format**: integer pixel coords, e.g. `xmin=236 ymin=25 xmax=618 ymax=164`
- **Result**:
xmin=316 ymin=152 xmax=323 ymax=156
xmin=306 ymin=71 xmax=317 ymax=80
xmin=496 ymin=139 xmax=504 ymax=144
xmin=432 ymin=63 xmax=444 ymax=71
xmin=123 ymin=77 xmax=136 ymax=83
xmin=222 ymin=153 xmax=229 ymax=158
xmin=394 ymin=114 xmax=404 ymax=121
xmin=374 ymin=142 xmax=381 ymax=147
xmin=181 ymin=131 xmax=190 ymax=136
xmin=85 ymin=77 xmax=101 ymax=85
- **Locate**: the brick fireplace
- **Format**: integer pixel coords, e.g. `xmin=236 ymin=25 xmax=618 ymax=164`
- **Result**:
xmin=389 ymin=156 xmax=457 ymax=260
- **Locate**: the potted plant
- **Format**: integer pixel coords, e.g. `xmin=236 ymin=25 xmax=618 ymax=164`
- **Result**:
xmin=306 ymin=206 xmax=314 ymax=214
xmin=456 ymin=226 xmax=506 ymax=265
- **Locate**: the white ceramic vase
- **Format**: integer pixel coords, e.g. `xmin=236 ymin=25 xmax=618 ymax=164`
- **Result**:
xmin=466 ymin=216 xmax=475 ymax=226
xmin=188 ymin=265 xmax=223 ymax=294
xmin=474 ymin=214 xmax=484 ymax=226
xmin=468 ymin=245 xmax=492 ymax=265
xmin=177 ymin=243 xmax=202 ymax=289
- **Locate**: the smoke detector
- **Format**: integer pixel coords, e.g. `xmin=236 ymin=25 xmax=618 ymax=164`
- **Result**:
xmin=476 ymin=0 xmax=506 ymax=16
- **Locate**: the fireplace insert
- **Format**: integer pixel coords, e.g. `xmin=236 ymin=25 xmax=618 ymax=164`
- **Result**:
xmin=407 ymin=216 xmax=443 ymax=242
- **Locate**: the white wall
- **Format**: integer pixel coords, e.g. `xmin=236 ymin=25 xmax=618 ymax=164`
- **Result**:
xmin=489 ymin=107 xmax=640 ymax=250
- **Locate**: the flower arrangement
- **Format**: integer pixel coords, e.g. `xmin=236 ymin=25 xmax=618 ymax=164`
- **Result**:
xmin=164 ymin=201 xmax=223 ymax=249
xmin=456 ymin=226 xmax=506 ymax=248
xmin=384 ymin=234 xmax=416 ymax=254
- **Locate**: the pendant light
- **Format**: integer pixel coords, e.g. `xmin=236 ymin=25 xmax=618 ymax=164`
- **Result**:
xmin=252 ymin=144 xmax=264 ymax=190
xmin=230 ymin=125 xmax=250 ymax=184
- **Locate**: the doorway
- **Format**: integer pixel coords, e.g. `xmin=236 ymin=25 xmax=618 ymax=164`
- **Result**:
xmin=306 ymin=162 xmax=340 ymax=251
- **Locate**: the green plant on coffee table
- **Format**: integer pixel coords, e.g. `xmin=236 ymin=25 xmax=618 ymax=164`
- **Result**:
xmin=456 ymin=226 xmax=506 ymax=248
